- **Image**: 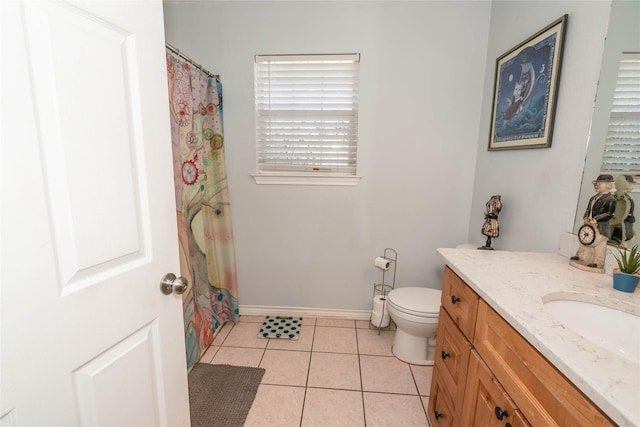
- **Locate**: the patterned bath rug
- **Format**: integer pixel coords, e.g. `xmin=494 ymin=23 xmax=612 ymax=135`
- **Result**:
xmin=257 ymin=316 xmax=302 ymax=340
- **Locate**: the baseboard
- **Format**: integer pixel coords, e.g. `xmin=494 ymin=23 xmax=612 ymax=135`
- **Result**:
xmin=238 ymin=304 xmax=372 ymax=321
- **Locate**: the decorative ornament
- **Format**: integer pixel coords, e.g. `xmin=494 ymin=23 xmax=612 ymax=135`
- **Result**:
xmin=577 ymin=223 xmax=596 ymax=246
xmin=479 ymin=195 xmax=502 ymax=250
xmin=570 ymin=174 xmax=616 ymax=273
xmin=610 ymin=174 xmax=636 ymax=249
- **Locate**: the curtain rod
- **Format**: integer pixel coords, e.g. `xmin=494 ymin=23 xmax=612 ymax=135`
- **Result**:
xmin=165 ymin=42 xmax=220 ymax=81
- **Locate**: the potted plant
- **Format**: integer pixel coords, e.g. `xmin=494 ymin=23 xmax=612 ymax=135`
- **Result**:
xmin=612 ymin=244 xmax=640 ymax=292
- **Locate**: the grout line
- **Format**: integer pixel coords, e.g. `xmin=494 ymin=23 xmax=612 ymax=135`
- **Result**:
xmin=213 ymin=321 xmax=233 ymax=346
xmin=299 ymin=325 xmax=316 ymax=426
xmin=415 ymin=371 xmax=431 ymax=426
xmin=354 ymin=325 xmax=368 ymax=426
xmin=409 ymin=364 xmax=422 ymax=397
xmin=257 ymin=342 xmax=267 ymax=367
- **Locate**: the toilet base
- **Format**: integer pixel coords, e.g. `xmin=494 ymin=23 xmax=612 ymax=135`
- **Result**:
xmin=391 ymin=329 xmax=436 ymax=366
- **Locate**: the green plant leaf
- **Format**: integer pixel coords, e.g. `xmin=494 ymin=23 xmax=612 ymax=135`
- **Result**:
xmin=614 ymin=245 xmax=640 ymax=274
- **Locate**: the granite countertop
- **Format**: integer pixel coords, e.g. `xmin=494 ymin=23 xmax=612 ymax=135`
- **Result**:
xmin=437 ymin=247 xmax=640 ymax=427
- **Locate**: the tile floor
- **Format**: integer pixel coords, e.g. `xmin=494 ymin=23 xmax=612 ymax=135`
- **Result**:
xmin=198 ymin=316 xmax=433 ymax=427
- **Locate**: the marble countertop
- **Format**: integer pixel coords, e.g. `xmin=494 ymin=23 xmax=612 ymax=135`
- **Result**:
xmin=437 ymin=247 xmax=640 ymax=427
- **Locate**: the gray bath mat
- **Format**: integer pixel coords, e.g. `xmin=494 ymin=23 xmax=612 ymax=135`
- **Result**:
xmin=188 ymin=363 xmax=265 ymax=427
xmin=257 ymin=316 xmax=302 ymax=340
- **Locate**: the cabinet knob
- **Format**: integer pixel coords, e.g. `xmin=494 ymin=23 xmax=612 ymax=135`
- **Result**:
xmin=451 ymin=295 xmax=461 ymax=304
xmin=441 ymin=350 xmax=451 ymax=360
xmin=434 ymin=410 xmax=443 ymax=420
xmin=494 ymin=406 xmax=509 ymax=420
xmin=505 ymin=424 xmax=512 ymax=427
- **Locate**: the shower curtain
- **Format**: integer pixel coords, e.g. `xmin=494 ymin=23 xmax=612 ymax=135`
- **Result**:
xmin=166 ymin=50 xmax=239 ymax=368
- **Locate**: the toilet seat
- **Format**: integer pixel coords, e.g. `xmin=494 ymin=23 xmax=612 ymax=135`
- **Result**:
xmin=387 ymin=287 xmax=441 ymax=318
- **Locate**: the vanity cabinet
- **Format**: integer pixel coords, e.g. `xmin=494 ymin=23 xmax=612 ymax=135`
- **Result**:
xmin=428 ymin=267 xmax=478 ymax=426
xmin=440 ymin=266 xmax=479 ymax=340
xmin=428 ymin=266 xmax=615 ymax=427
xmin=429 ymin=369 xmax=457 ymax=427
xmin=461 ymin=350 xmax=530 ymax=427
xmin=433 ymin=306 xmax=472 ymax=412
xmin=474 ymin=299 xmax=614 ymax=426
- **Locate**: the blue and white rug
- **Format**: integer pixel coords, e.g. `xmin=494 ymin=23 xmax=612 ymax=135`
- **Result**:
xmin=257 ymin=316 xmax=302 ymax=340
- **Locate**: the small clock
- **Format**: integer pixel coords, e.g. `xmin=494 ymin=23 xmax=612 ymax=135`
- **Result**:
xmin=578 ymin=223 xmax=596 ymax=246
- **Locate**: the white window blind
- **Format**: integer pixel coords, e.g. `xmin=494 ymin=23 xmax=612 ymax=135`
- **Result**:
xmin=601 ymin=53 xmax=640 ymax=174
xmin=254 ymin=53 xmax=360 ymax=175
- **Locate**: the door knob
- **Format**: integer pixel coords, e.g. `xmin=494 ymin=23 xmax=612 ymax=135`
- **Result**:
xmin=160 ymin=273 xmax=188 ymax=295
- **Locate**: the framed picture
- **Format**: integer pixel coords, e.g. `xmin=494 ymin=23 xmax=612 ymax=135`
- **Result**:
xmin=488 ymin=15 xmax=568 ymax=151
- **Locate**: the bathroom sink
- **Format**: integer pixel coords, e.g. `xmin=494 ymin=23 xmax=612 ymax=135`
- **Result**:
xmin=544 ymin=299 xmax=640 ymax=364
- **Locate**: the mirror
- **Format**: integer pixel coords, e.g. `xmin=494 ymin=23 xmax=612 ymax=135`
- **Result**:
xmin=573 ymin=0 xmax=640 ymax=248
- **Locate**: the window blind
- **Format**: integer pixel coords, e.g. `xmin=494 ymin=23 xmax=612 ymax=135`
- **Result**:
xmin=601 ymin=53 xmax=640 ymax=174
xmin=254 ymin=54 xmax=360 ymax=175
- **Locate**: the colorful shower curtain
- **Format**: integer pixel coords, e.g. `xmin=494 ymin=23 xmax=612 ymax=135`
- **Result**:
xmin=166 ymin=50 xmax=239 ymax=368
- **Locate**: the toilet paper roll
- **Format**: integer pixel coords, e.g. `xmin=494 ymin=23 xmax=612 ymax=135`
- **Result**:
xmin=371 ymin=311 xmax=390 ymax=328
xmin=374 ymin=256 xmax=391 ymax=270
xmin=372 ymin=295 xmax=387 ymax=314
xmin=371 ymin=295 xmax=390 ymax=328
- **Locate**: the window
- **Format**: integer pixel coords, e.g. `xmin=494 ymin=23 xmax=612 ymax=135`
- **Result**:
xmin=600 ymin=53 xmax=640 ymax=176
xmin=253 ymin=53 xmax=361 ymax=185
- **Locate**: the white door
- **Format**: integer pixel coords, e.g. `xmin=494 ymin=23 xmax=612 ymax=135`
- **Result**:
xmin=1 ymin=1 xmax=190 ymax=426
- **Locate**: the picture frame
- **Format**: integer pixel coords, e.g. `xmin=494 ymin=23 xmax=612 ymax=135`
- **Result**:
xmin=488 ymin=15 xmax=568 ymax=151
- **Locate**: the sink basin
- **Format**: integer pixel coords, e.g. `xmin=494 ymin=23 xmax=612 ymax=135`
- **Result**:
xmin=544 ymin=299 xmax=640 ymax=364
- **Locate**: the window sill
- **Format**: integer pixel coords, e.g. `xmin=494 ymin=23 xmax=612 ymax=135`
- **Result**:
xmin=251 ymin=173 xmax=362 ymax=186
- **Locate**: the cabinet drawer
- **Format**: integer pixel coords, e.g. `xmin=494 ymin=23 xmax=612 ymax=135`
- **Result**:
xmin=433 ymin=307 xmax=472 ymax=411
xmin=474 ymin=300 xmax=615 ymax=427
xmin=441 ymin=266 xmax=480 ymax=340
xmin=461 ymin=350 xmax=530 ymax=427
xmin=428 ymin=369 xmax=458 ymax=427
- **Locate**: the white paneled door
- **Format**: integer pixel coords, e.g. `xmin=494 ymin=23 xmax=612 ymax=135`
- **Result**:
xmin=1 ymin=1 xmax=190 ymax=425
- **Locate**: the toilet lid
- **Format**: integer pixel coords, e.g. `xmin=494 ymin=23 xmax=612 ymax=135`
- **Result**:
xmin=387 ymin=287 xmax=442 ymax=316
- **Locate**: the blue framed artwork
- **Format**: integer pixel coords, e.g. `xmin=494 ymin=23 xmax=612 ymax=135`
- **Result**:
xmin=488 ymin=15 xmax=568 ymax=151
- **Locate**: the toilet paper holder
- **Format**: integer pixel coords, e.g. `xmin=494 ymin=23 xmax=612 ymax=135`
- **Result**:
xmin=370 ymin=248 xmax=397 ymax=333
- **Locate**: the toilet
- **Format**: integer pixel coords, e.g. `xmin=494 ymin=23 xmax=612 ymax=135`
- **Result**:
xmin=386 ymin=286 xmax=442 ymax=365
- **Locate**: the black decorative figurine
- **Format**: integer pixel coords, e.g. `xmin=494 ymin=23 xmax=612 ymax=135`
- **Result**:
xmin=479 ymin=195 xmax=502 ymax=250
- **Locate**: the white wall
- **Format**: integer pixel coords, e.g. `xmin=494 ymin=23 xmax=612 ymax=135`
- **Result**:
xmin=163 ymin=1 xmax=490 ymax=310
xmin=163 ymin=0 xmax=612 ymax=311
xmin=468 ymin=1 xmax=611 ymax=252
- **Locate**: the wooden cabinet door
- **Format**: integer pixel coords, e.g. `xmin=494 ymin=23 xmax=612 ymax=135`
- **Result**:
xmin=461 ymin=351 xmax=530 ymax=427
xmin=474 ymin=300 xmax=615 ymax=427
xmin=433 ymin=307 xmax=472 ymax=411
xmin=428 ymin=369 xmax=457 ymax=427
xmin=441 ymin=267 xmax=480 ymax=340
